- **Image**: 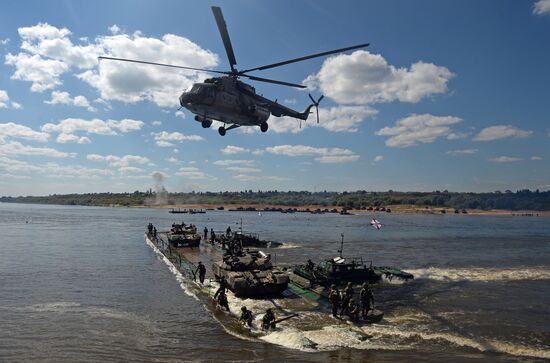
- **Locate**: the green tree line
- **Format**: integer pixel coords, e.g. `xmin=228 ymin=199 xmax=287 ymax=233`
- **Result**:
xmin=1 ymin=189 xmax=549 ymax=210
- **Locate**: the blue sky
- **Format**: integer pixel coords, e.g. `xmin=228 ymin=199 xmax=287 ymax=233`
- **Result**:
xmin=0 ymin=0 xmax=549 ymax=195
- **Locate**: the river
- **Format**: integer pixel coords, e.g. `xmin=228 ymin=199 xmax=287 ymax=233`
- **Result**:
xmin=0 ymin=203 xmax=548 ymax=362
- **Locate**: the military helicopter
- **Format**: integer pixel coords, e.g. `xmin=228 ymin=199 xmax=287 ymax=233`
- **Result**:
xmin=99 ymin=6 xmax=369 ymax=136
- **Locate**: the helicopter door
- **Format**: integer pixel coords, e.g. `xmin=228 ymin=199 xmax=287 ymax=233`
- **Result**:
xmin=202 ymin=86 xmax=215 ymax=105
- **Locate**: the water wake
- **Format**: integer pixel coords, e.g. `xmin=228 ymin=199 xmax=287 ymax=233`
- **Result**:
xmin=145 ymin=236 xmax=550 ymax=358
xmin=405 ymin=266 xmax=550 ymax=282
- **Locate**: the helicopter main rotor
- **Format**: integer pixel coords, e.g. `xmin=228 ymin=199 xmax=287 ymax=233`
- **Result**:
xmin=99 ymin=6 xmax=369 ymax=89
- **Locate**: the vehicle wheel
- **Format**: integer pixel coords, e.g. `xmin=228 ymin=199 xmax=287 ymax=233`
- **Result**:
xmin=202 ymin=119 xmax=212 ymax=128
xmin=218 ymin=126 xmax=226 ymax=136
xmin=260 ymin=122 xmax=268 ymax=132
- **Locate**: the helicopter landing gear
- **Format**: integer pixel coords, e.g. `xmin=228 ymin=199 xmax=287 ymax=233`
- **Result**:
xmin=218 ymin=126 xmax=226 ymax=136
xmin=260 ymin=122 xmax=269 ymax=133
xmin=201 ymin=119 xmax=212 ymax=128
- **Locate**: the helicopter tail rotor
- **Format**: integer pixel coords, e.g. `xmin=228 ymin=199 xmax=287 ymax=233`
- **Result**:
xmin=308 ymin=94 xmax=324 ymax=123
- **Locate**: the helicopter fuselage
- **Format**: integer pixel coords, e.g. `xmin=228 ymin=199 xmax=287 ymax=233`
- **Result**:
xmin=179 ymin=76 xmax=271 ymax=127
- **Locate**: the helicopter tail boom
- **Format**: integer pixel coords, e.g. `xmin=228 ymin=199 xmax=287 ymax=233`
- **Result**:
xmin=299 ymin=94 xmax=324 ymax=123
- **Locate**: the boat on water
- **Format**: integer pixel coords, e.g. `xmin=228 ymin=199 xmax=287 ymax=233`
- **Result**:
xmin=212 ymin=250 xmax=289 ymax=297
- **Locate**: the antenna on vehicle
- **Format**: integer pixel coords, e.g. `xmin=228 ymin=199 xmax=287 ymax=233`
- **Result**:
xmin=338 ymin=233 xmax=344 ymax=258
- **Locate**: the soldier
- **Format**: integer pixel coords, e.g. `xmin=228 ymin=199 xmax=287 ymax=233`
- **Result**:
xmin=214 ymin=276 xmax=227 ymax=299
xmin=195 ymin=261 xmax=206 ymax=284
xmin=203 ymin=226 xmax=208 ymax=240
xmin=226 ymin=226 xmax=232 ymax=236
xmin=210 ymin=229 xmax=216 ymax=242
xmin=153 ymin=227 xmax=157 ymax=238
xmin=347 ymin=299 xmax=360 ymax=322
xmin=217 ymin=290 xmax=230 ymax=311
xmin=240 ymin=306 xmax=254 ymax=327
xmin=306 ymin=259 xmax=315 ymax=272
xmin=328 ymin=284 xmax=341 ymax=318
xmin=147 ymin=223 xmax=153 ymax=235
xmin=341 ymin=282 xmax=354 ymax=316
xmin=360 ymin=282 xmax=374 ymax=319
xmin=262 ymin=308 xmax=276 ymax=330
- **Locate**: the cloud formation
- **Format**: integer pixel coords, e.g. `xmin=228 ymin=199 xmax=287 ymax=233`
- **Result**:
xmin=446 ymin=149 xmax=478 ymax=156
xmin=265 ymin=144 xmax=359 ymax=163
xmin=0 ymin=90 xmax=22 ymax=109
xmin=152 ymin=131 xmax=203 ymax=147
xmin=6 ymin=22 xmax=219 ymax=108
xmin=44 ymin=91 xmax=95 ymax=111
xmin=221 ymin=145 xmax=250 ymax=154
xmin=533 ymin=0 xmax=550 ymax=15
xmin=376 ymin=114 xmax=463 ymax=147
xmin=42 ymin=118 xmax=144 ymax=143
xmin=473 ymin=125 xmax=532 ymax=142
xmin=304 ymin=50 xmax=453 ymax=105
xmin=489 ymin=156 xmax=522 ymax=163
xmin=0 ymin=122 xmax=49 ymax=142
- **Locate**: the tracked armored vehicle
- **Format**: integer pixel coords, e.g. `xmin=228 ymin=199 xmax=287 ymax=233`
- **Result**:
xmin=212 ymin=250 xmax=289 ymax=297
xmin=167 ymin=223 xmax=201 ymax=248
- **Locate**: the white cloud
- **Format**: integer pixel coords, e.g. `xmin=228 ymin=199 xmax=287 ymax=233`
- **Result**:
xmin=5 ymin=52 xmax=69 ymax=92
xmin=86 ymin=153 xmax=150 ymax=168
xmin=316 ymin=155 xmax=360 ymax=163
xmin=226 ymin=166 xmax=261 ymax=173
xmin=56 ymin=133 xmax=91 ymax=144
xmin=446 ymin=149 xmax=478 ymax=156
xmin=473 ymin=125 xmax=532 ymax=141
xmin=0 ymin=140 xmax=75 ymax=158
xmin=42 ymin=117 xmax=144 ymax=143
xmin=489 ymin=156 xmax=522 ymax=163
xmin=109 ymin=25 xmax=121 ymax=35
xmin=232 ymin=174 xmax=290 ymax=182
xmin=152 ymin=131 xmax=203 ymax=147
xmin=267 ymin=105 xmax=377 ymax=134
xmin=376 ymin=114 xmax=463 ymax=147
xmin=175 ymin=166 xmax=208 ymax=179
xmin=0 ymin=38 xmax=10 ymax=45
xmin=6 ymin=22 xmax=219 ymax=108
xmin=0 ymin=90 xmax=9 ymax=108
xmin=175 ymin=111 xmax=186 ymax=119
xmin=152 ymin=120 xmax=162 ymax=126
xmin=44 ymin=91 xmax=96 ymax=111
xmin=165 ymin=156 xmax=180 ymax=163
xmin=221 ymin=145 xmax=250 ymax=154
xmin=534 ymin=0 xmax=550 ymax=15
xmin=213 ymin=159 xmax=254 ymax=166
xmin=0 ymin=122 xmax=49 ymax=142
xmin=0 ymin=156 xmax=112 ymax=178
xmin=373 ymin=155 xmax=384 ymax=162
xmin=304 ymin=50 xmax=453 ymax=105
xmin=531 ymin=156 xmax=543 ymax=160
xmin=0 ymin=90 xmax=22 ymax=109
xmin=265 ymin=144 xmax=359 ymax=164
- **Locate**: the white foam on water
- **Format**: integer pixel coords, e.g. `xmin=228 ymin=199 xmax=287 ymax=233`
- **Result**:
xmin=27 ymin=301 xmax=81 ymax=312
xmin=145 ymin=235 xmax=198 ymax=300
xmin=276 ymin=243 xmax=301 ymax=249
xmin=405 ymin=266 xmax=550 ymax=282
xmin=146 ymin=236 xmax=550 ymax=358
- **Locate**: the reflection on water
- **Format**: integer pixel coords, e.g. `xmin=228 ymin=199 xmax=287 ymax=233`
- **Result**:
xmin=0 ymin=203 xmax=549 ymax=362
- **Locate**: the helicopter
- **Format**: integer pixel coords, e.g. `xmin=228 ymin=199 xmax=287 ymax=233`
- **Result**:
xmin=99 ymin=6 xmax=369 ymax=136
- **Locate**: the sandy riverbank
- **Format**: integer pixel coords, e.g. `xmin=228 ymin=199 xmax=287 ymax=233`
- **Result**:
xmin=136 ymin=203 xmax=549 ymax=216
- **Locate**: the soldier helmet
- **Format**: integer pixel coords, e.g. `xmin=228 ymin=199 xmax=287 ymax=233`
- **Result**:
xmin=241 ymin=306 xmax=247 ymax=311
xmin=331 ymin=284 xmax=336 ymax=289
xmin=347 ymin=282 xmax=353 ymax=287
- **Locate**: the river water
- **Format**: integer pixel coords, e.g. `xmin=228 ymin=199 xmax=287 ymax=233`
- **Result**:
xmin=0 ymin=203 xmax=549 ymax=362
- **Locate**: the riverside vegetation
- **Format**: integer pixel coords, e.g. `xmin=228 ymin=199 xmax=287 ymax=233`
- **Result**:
xmin=1 ymin=189 xmax=549 ymax=211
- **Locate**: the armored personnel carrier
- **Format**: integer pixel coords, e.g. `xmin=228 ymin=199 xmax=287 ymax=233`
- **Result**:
xmin=212 ymin=250 xmax=289 ymax=297
xmin=292 ymin=235 xmax=413 ymax=288
xmin=167 ymin=223 xmax=201 ymax=248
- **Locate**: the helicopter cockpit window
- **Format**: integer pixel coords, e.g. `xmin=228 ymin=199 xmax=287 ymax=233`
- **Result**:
xmin=190 ymin=85 xmax=203 ymax=94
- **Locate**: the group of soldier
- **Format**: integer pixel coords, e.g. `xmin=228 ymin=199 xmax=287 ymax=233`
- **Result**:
xmin=328 ymin=282 xmax=374 ymax=322
xmin=213 ymin=276 xmax=276 ymax=330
